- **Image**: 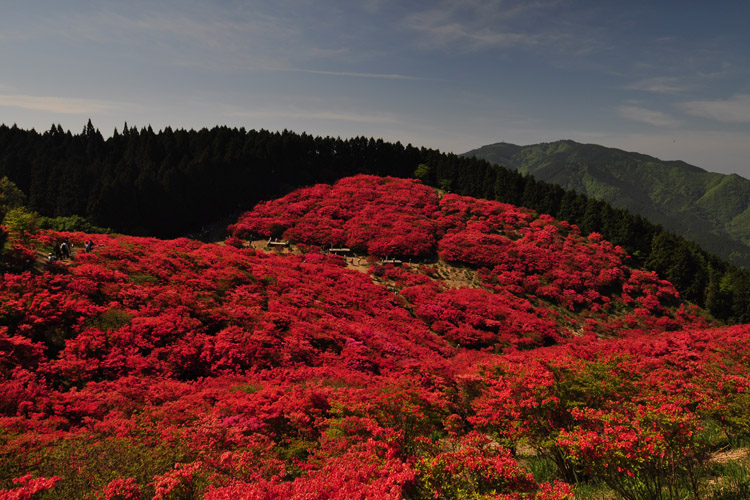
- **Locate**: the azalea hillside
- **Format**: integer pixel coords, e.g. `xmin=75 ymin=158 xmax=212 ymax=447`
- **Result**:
xmin=2 ymin=175 xmax=749 ymax=499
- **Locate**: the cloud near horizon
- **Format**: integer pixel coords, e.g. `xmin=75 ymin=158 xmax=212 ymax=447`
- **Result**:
xmin=229 ymin=108 xmax=399 ymax=125
xmin=681 ymin=94 xmax=750 ymax=124
xmin=0 ymin=94 xmax=127 ymax=115
xmin=273 ymin=68 xmax=429 ymax=81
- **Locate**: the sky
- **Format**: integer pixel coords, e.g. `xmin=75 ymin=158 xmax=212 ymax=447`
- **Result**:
xmin=1 ymin=0 xmax=750 ymax=176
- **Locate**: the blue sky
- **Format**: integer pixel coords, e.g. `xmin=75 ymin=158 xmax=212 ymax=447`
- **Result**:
xmin=2 ymin=1 xmax=750 ymax=176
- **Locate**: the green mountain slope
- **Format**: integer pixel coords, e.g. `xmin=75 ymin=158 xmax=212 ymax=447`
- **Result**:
xmin=463 ymin=140 xmax=750 ymax=267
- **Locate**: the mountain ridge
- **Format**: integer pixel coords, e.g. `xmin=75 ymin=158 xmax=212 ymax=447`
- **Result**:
xmin=462 ymin=140 xmax=750 ymax=267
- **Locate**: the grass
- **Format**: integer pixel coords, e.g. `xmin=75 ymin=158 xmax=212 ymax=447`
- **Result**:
xmin=704 ymin=451 xmax=750 ymax=500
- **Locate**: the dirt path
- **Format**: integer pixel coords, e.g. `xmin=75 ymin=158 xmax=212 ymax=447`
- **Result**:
xmin=710 ymin=447 xmax=748 ymax=464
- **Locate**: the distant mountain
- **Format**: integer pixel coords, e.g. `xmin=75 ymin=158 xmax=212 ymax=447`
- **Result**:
xmin=462 ymin=140 xmax=750 ymax=267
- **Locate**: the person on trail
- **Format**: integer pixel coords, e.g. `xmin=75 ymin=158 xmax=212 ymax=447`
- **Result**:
xmin=54 ymin=242 xmax=63 ymax=260
xmin=84 ymin=239 xmax=94 ymax=253
xmin=60 ymin=240 xmax=70 ymax=260
xmin=48 ymin=253 xmax=56 ymax=263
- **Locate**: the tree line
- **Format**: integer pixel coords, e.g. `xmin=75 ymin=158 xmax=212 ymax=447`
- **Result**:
xmin=1 ymin=122 xmax=750 ymax=322
xmin=0 ymin=122 xmax=420 ymax=238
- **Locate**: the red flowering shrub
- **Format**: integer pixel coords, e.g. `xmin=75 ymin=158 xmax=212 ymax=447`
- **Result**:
xmin=401 ymin=284 xmax=560 ymax=349
xmin=95 ymin=477 xmax=140 ymax=500
xmin=151 ymin=462 xmax=202 ymax=500
xmin=415 ymin=432 xmax=537 ymax=498
xmin=0 ymin=474 xmax=60 ymax=500
xmin=557 ymin=401 xmax=705 ymax=500
xmin=205 ymin=439 xmax=416 ymax=500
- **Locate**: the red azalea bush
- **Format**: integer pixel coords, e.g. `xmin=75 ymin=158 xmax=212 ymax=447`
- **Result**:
xmin=557 ymin=400 xmax=705 ymax=500
xmin=0 ymin=474 xmax=61 ymax=500
xmin=415 ymin=432 xmax=537 ymax=498
xmin=401 ymin=283 xmax=561 ymax=349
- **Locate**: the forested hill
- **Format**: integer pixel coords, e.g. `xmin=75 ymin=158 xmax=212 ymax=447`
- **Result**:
xmin=0 ymin=123 xmax=421 ymax=238
xmin=3 ymin=122 xmax=750 ymax=323
xmin=462 ymin=140 xmax=750 ymax=268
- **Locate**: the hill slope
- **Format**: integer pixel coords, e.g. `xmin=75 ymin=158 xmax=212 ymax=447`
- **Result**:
xmin=462 ymin=140 xmax=750 ymax=267
xmin=3 ymin=175 xmax=750 ymax=499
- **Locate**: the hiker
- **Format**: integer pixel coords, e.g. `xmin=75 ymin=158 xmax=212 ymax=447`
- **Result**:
xmin=48 ymin=253 xmax=56 ymax=263
xmin=84 ymin=239 xmax=94 ymax=253
xmin=60 ymin=240 xmax=70 ymax=260
xmin=54 ymin=242 xmax=63 ymax=260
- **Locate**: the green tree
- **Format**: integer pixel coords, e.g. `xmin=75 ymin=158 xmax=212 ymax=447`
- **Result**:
xmin=414 ymin=163 xmax=431 ymax=182
xmin=557 ymin=190 xmax=587 ymax=226
xmin=646 ymin=232 xmax=708 ymax=306
xmin=580 ymin=198 xmax=604 ymax=235
xmin=0 ymin=175 xmax=26 ymax=220
xmin=3 ymin=206 xmax=39 ymax=245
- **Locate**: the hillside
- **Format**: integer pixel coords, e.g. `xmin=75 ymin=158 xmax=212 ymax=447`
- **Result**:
xmin=462 ymin=140 xmax=750 ymax=267
xmin=3 ymin=175 xmax=750 ymax=499
xmin=5 ymin=124 xmax=750 ymax=323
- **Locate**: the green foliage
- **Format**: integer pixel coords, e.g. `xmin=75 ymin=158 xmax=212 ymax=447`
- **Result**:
xmin=414 ymin=163 xmax=431 ymax=181
xmin=38 ymin=214 xmax=111 ymax=233
xmin=129 ymin=272 xmax=159 ymax=285
xmin=1 ymin=435 xmax=193 ymax=500
xmin=232 ymin=382 xmax=263 ymax=394
xmin=524 ymin=455 xmax=560 ymax=484
xmin=439 ymin=178 xmax=453 ymax=192
xmin=2 ymin=206 xmax=39 ymax=244
xmin=572 ymin=481 xmax=617 ymax=500
xmin=85 ymin=308 xmax=133 ymax=331
xmin=0 ymin=175 xmax=26 ymax=220
xmin=645 ymin=232 xmax=708 ymax=305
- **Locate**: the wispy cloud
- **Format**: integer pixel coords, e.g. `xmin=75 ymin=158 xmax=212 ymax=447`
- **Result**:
xmin=230 ymin=108 xmax=399 ymax=125
xmin=681 ymin=94 xmax=750 ymax=124
xmin=274 ymin=68 xmax=430 ymax=81
xmin=403 ymin=0 xmax=599 ymax=55
xmin=3 ymin=5 xmax=315 ymax=73
xmin=618 ymin=105 xmax=681 ymax=127
xmin=0 ymin=94 xmax=126 ymax=114
xmin=405 ymin=1 xmax=546 ymax=52
xmin=623 ymin=77 xmax=692 ymax=94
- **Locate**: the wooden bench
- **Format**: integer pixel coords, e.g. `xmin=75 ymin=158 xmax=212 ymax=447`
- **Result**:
xmin=380 ymin=258 xmax=403 ymax=265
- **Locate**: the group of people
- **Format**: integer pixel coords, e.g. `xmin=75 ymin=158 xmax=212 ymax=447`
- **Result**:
xmin=47 ymin=238 xmax=94 ymax=263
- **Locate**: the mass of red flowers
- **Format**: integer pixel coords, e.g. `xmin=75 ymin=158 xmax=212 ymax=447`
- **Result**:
xmin=1 ymin=175 xmax=746 ymax=499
